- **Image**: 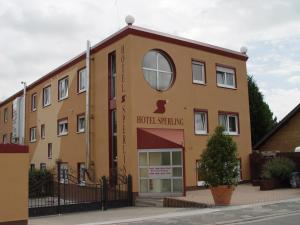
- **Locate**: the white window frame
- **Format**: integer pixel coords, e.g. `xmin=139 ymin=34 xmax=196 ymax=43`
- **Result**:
xmin=194 ymin=111 xmax=208 ymax=135
xmin=60 ymin=163 xmax=69 ymax=184
xmin=58 ymin=119 xmax=68 ymax=136
xmin=48 ymin=143 xmax=52 ymax=159
xmin=78 ymin=68 xmax=87 ymax=93
xmin=219 ymin=113 xmax=239 ymax=135
xmin=43 ymin=86 xmax=51 ymax=107
xmin=77 ymin=115 xmax=85 ymax=133
xmin=192 ymin=61 xmax=205 ymax=84
xmin=78 ymin=163 xmax=86 ymax=186
xmin=58 ymin=77 xmax=69 ymax=101
xmin=216 ymin=66 xmax=236 ymax=89
xmin=41 ymin=124 xmax=45 ymax=139
xmin=32 ymin=93 xmax=37 ymax=111
xmin=30 ymin=127 xmax=37 ymax=142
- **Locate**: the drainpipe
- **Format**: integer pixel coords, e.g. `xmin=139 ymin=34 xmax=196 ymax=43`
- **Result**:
xmin=85 ymin=41 xmax=91 ymax=170
xmin=20 ymin=81 xmax=26 ymax=145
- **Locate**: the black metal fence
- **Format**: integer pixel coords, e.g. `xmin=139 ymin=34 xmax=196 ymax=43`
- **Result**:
xmin=29 ymin=164 xmax=133 ymax=217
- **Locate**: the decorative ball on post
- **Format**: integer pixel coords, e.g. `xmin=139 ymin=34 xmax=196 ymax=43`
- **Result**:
xmin=240 ymin=46 xmax=248 ymax=54
xmin=125 ymin=15 xmax=135 ymax=26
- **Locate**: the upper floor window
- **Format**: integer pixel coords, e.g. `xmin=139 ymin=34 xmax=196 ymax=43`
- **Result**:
xmin=48 ymin=143 xmax=52 ymax=159
xmin=58 ymin=77 xmax=69 ymax=101
xmin=43 ymin=86 xmax=51 ymax=107
xmin=216 ymin=66 xmax=236 ymax=89
xmin=78 ymin=68 xmax=87 ymax=93
xmin=30 ymin=127 xmax=37 ymax=142
xmin=142 ymin=50 xmax=174 ymax=91
xmin=3 ymin=108 xmax=8 ymax=123
xmin=77 ymin=114 xmax=85 ymax=133
xmin=192 ymin=61 xmax=205 ymax=84
xmin=218 ymin=112 xmax=239 ymax=135
xmin=2 ymin=134 xmax=8 ymax=144
xmin=41 ymin=124 xmax=45 ymax=139
xmin=58 ymin=118 xmax=68 ymax=136
xmin=194 ymin=110 xmax=208 ymax=135
xmin=31 ymin=93 xmax=37 ymax=111
xmin=109 ymin=52 xmax=116 ymax=99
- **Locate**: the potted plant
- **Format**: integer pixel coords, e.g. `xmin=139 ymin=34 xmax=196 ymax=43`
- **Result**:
xmin=260 ymin=157 xmax=296 ymax=190
xmin=198 ymin=126 xmax=239 ymax=206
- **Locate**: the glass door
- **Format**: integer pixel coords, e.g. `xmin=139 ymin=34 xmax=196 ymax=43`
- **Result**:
xmin=138 ymin=149 xmax=183 ymax=196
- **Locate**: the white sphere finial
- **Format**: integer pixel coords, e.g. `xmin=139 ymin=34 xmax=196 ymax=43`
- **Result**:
xmin=240 ymin=46 xmax=248 ymax=54
xmin=125 ymin=15 xmax=135 ymax=26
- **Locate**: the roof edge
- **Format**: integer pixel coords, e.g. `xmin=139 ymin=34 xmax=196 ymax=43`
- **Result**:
xmin=0 ymin=25 xmax=247 ymax=107
xmin=254 ymin=103 xmax=300 ymax=150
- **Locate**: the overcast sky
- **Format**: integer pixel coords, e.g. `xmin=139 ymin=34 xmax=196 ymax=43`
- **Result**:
xmin=0 ymin=0 xmax=299 ymax=120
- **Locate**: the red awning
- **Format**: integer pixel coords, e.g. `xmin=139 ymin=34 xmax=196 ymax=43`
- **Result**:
xmin=137 ymin=128 xmax=184 ymax=149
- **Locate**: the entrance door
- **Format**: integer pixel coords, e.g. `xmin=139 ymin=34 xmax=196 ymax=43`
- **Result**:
xmin=138 ymin=149 xmax=183 ymax=196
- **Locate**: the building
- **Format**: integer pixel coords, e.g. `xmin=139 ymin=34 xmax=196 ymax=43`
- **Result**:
xmin=0 ymin=22 xmax=252 ymax=196
xmin=254 ymin=103 xmax=300 ymax=152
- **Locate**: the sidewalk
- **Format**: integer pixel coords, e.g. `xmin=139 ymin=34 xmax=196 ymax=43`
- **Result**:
xmin=175 ymin=184 xmax=300 ymax=206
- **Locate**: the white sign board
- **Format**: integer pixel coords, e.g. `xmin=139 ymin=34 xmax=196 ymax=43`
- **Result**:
xmin=148 ymin=167 xmax=172 ymax=179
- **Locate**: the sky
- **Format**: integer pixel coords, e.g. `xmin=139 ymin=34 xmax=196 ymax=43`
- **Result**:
xmin=0 ymin=0 xmax=299 ymax=120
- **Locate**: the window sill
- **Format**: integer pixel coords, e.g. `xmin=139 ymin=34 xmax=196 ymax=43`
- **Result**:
xmin=58 ymin=97 xmax=69 ymax=102
xmin=76 ymin=131 xmax=85 ymax=134
xmin=194 ymin=133 xmax=209 ymax=136
xmin=32 ymin=109 xmax=37 ymax=112
xmin=43 ymin=103 xmax=51 ymax=108
xmin=58 ymin=133 xmax=68 ymax=137
xmin=193 ymin=81 xmax=206 ymax=86
xmin=224 ymin=132 xmax=239 ymax=136
xmin=77 ymin=90 xmax=86 ymax=95
xmin=217 ymin=84 xmax=237 ymax=90
xmin=30 ymin=140 xmax=37 ymax=143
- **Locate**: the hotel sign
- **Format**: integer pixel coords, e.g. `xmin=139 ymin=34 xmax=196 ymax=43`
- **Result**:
xmin=137 ymin=116 xmax=184 ymax=126
xmin=148 ymin=167 xmax=172 ymax=179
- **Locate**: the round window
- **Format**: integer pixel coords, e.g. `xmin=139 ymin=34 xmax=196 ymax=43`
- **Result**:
xmin=142 ymin=50 xmax=174 ymax=91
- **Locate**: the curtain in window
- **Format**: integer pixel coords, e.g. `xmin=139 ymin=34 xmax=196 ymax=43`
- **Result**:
xmin=80 ymin=70 xmax=87 ymax=90
xmin=195 ymin=112 xmax=206 ymax=133
xmin=218 ymin=114 xmax=227 ymax=131
xmin=59 ymin=79 xmax=68 ymax=99
xmin=192 ymin=63 xmax=203 ymax=82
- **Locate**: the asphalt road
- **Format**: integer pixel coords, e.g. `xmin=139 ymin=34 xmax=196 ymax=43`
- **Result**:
xmin=117 ymin=200 xmax=300 ymax=225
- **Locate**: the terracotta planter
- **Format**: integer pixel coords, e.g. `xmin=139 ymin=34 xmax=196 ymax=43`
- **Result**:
xmin=210 ymin=185 xmax=235 ymax=206
xmin=260 ymin=179 xmax=276 ymax=191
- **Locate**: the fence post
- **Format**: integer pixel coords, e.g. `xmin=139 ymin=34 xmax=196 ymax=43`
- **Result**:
xmin=127 ymin=175 xmax=133 ymax=206
xmin=101 ymin=176 xmax=107 ymax=211
xmin=57 ymin=161 xmax=61 ymax=214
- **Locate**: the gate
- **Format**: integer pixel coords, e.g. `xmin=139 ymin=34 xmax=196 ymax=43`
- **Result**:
xmin=29 ymin=165 xmax=133 ymax=217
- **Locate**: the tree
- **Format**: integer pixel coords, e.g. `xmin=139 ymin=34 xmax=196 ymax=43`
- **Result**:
xmin=199 ymin=126 xmax=239 ymax=187
xmin=248 ymin=75 xmax=277 ymax=146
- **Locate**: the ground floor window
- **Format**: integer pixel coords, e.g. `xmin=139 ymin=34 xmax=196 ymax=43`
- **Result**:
xmin=196 ymin=160 xmax=205 ymax=187
xmin=59 ymin=163 xmax=69 ymax=183
xmin=138 ymin=149 xmax=183 ymax=195
xmin=78 ymin=163 xmax=86 ymax=185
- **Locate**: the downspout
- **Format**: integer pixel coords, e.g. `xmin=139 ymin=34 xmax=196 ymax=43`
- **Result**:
xmin=21 ymin=81 xmax=26 ymax=145
xmin=85 ymin=41 xmax=91 ymax=171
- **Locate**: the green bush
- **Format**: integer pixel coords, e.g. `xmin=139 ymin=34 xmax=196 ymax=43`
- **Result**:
xmin=261 ymin=157 xmax=296 ymax=181
xmin=198 ymin=126 xmax=239 ymax=187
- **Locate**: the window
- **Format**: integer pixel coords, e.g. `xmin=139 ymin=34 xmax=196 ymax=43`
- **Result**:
xmin=194 ymin=110 xmax=208 ymax=134
xmin=78 ymin=68 xmax=87 ymax=93
xmin=30 ymin=127 xmax=37 ymax=142
xmin=111 ymin=110 xmax=117 ymax=170
xmin=30 ymin=164 xmax=35 ymax=171
xmin=48 ymin=143 xmax=52 ymax=159
xmin=2 ymin=134 xmax=7 ymax=144
xmin=196 ymin=160 xmax=205 ymax=187
xmin=4 ymin=108 xmax=8 ymax=123
xmin=58 ymin=77 xmax=69 ymax=100
xmin=218 ymin=112 xmax=239 ymax=135
xmin=192 ymin=61 xmax=205 ymax=84
xmin=109 ymin=52 xmax=116 ymax=99
xmin=78 ymin=163 xmax=86 ymax=186
xmin=43 ymin=86 xmax=51 ymax=107
xmin=59 ymin=163 xmax=68 ymax=183
xmin=31 ymin=93 xmax=37 ymax=111
xmin=216 ymin=66 xmax=236 ymax=88
xmin=58 ymin=118 xmax=68 ymax=136
xmin=41 ymin=124 xmax=45 ymax=139
xmin=142 ymin=50 xmax=174 ymax=91
xmin=40 ymin=163 xmax=46 ymax=171
xmin=77 ymin=114 xmax=85 ymax=133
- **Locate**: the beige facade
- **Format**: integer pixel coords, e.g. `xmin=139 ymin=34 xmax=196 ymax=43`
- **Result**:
xmin=0 ymin=25 xmax=252 ymax=195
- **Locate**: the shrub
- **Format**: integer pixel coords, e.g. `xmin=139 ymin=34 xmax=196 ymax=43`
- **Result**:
xmin=198 ymin=126 xmax=239 ymax=187
xmin=261 ymin=157 xmax=296 ymax=181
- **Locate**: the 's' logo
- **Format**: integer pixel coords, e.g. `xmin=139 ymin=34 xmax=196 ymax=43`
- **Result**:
xmin=154 ymin=100 xmax=167 ymax=114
